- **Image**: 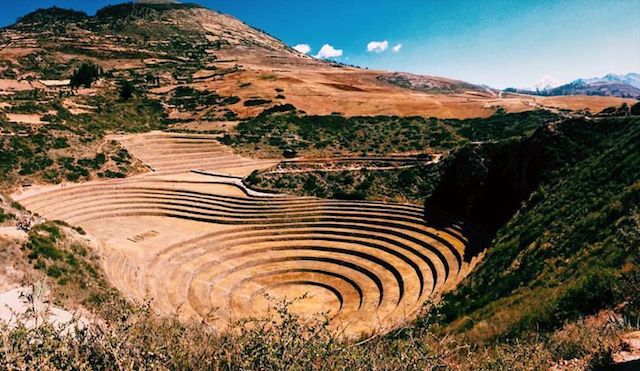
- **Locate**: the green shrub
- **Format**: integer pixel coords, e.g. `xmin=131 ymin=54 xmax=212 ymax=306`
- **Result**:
xmin=101 ymin=170 xmax=126 ymax=178
xmin=0 ymin=208 xmax=10 ymax=223
xmin=46 ymin=266 xmax=63 ymax=278
xmin=26 ymin=224 xmax=64 ymax=261
xmin=19 ymin=156 xmax=53 ymax=175
xmin=333 ymin=190 xmax=366 ymax=200
xmin=70 ymin=63 xmax=101 ymax=88
xmin=260 ymin=103 xmax=296 ymax=116
xmin=282 ymin=148 xmax=297 ymax=158
xmin=244 ymin=98 xmax=272 ymax=106
xmin=52 ymin=137 xmax=70 ymax=149
xmin=119 ymin=80 xmax=135 ymax=100
xmin=11 ymin=202 xmax=24 ymax=211
xmin=78 ymin=153 xmax=106 ymax=170
xmin=615 ymin=266 xmax=640 ymax=323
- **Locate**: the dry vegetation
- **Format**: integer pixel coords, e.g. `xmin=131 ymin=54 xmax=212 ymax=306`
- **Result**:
xmin=0 ymin=270 xmax=634 ymax=370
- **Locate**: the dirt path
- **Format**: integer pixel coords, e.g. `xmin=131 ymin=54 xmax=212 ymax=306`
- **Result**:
xmin=271 ymin=154 xmax=443 ymax=174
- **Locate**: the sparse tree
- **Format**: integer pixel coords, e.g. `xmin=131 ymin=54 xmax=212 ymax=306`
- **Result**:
xmin=70 ymin=63 xmax=101 ymax=88
xmin=119 ymin=80 xmax=135 ymax=100
xmin=145 ymin=72 xmax=156 ymax=85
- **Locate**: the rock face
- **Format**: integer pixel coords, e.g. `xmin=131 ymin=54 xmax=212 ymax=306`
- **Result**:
xmin=614 ymin=331 xmax=640 ymax=367
xmin=0 ymin=285 xmax=80 ymax=331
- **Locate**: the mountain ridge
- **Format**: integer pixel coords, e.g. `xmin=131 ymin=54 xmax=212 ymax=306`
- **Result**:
xmin=507 ymin=72 xmax=640 ymax=99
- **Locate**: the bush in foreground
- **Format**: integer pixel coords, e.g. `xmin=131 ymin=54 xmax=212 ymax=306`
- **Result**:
xmin=2 ymin=292 xmax=633 ymax=370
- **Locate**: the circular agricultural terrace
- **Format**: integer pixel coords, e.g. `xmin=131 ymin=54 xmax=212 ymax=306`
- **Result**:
xmin=15 ymin=132 xmax=479 ymax=336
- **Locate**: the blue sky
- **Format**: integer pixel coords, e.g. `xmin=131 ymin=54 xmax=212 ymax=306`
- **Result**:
xmin=1 ymin=0 xmax=639 ymax=88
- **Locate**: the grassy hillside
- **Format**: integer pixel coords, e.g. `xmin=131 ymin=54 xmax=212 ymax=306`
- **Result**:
xmin=227 ymin=111 xmax=558 ymax=158
xmin=438 ymin=116 xmax=640 ymax=339
xmin=246 ymin=162 xmax=443 ymax=204
xmin=240 ymin=111 xmax=559 ymax=207
xmin=0 ymin=94 xmax=164 ymax=187
xmin=243 ymin=113 xmax=640 ymax=345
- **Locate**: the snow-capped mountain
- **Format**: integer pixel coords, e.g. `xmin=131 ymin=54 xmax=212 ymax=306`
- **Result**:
xmin=507 ymin=73 xmax=640 ymax=98
xmin=532 ymin=75 xmax=561 ymax=91
xmin=582 ymin=73 xmax=640 ymax=89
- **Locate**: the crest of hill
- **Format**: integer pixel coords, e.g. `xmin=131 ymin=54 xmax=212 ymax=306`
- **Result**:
xmin=9 ymin=1 xmax=292 ymax=53
xmin=16 ymin=6 xmax=88 ymax=25
xmin=136 ymin=0 xmax=180 ymax=3
xmin=95 ymin=2 xmax=205 ymax=19
xmin=547 ymin=79 xmax=640 ymax=99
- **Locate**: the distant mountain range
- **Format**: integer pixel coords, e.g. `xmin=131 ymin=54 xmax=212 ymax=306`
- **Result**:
xmin=506 ymin=73 xmax=640 ymax=98
xmin=582 ymin=72 xmax=640 ymax=88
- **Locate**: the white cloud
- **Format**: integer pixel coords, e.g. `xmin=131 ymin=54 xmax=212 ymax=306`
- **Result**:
xmin=314 ymin=44 xmax=343 ymax=59
xmin=367 ymin=40 xmax=389 ymax=53
xmin=392 ymin=43 xmax=403 ymax=53
xmin=293 ymin=44 xmax=311 ymax=54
